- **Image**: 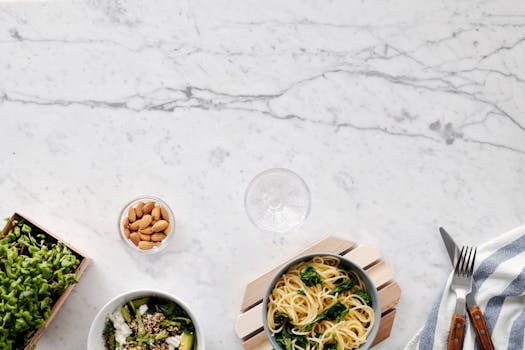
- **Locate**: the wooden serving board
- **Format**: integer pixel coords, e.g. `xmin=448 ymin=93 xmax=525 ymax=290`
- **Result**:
xmin=235 ymin=236 xmax=401 ymax=349
xmin=1 ymin=212 xmax=91 ymax=350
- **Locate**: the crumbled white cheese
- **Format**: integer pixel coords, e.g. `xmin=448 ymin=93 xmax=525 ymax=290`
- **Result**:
xmin=108 ymin=309 xmax=132 ymax=345
xmin=139 ymin=304 xmax=148 ymax=315
xmin=166 ymin=335 xmax=182 ymax=350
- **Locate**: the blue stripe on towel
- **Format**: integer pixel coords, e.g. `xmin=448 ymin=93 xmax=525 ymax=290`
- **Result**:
xmin=509 ymin=307 xmax=525 ymax=350
xmin=474 ymin=234 xmax=525 ymax=287
xmin=483 ymin=266 xmax=525 ymax=337
xmin=473 ymin=235 xmax=525 ymax=350
xmin=418 ymin=289 xmax=444 ymax=350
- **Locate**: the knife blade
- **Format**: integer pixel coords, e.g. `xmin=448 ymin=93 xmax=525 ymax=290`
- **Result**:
xmin=440 ymin=227 xmax=459 ymax=266
xmin=439 ymin=227 xmax=495 ymax=350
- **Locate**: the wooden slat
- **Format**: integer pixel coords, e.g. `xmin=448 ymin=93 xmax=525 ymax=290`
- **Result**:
xmin=244 ymin=331 xmax=273 ymax=350
xmin=236 ymin=280 xmax=401 ymax=339
xmin=236 ymin=303 xmax=263 ymax=340
xmin=367 ymin=260 xmax=393 ymax=288
xmin=378 ymin=282 xmax=401 ymax=313
xmin=343 ymin=244 xmax=381 ymax=268
xmin=241 ymin=236 xmax=356 ymax=311
xmin=371 ymin=309 xmax=397 ymax=346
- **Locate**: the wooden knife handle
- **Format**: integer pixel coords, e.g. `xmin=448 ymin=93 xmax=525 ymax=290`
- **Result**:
xmin=468 ymin=305 xmax=495 ymax=350
xmin=448 ymin=313 xmax=466 ymax=350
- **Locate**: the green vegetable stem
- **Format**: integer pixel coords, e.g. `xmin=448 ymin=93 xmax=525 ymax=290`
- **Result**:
xmin=329 ymin=278 xmax=357 ymax=295
xmin=0 ymin=218 xmax=80 ymax=349
xmin=354 ymin=290 xmax=372 ymax=306
xmin=303 ymin=302 xmax=349 ymax=331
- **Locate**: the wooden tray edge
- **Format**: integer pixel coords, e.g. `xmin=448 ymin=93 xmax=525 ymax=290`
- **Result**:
xmin=1 ymin=212 xmax=91 ymax=350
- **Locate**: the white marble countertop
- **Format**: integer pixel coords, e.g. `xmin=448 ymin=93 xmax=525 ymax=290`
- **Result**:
xmin=1 ymin=1 xmax=524 ymax=349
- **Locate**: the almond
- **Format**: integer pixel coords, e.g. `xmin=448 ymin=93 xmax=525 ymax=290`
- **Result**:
xmin=124 ymin=228 xmax=131 ymax=239
xmin=140 ymin=233 xmax=152 ymax=241
xmin=152 ymin=206 xmax=161 ymax=221
xmin=139 ymin=215 xmax=152 ymax=229
xmin=138 ymin=241 xmax=155 ymax=250
xmin=151 ymin=233 xmax=166 ymax=242
xmin=153 ymin=242 xmax=162 ymax=247
xmin=142 ymin=201 xmax=155 ymax=215
xmin=130 ymin=232 xmax=140 ymax=246
xmin=152 ymin=220 xmax=169 ymax=232
xmin=135 ymin=202 xmax=145 ymax=218
xmin=128 ymin=207 xmax=136 ymax=223
xmin=164 ymin=223 xmax=171 ymax=235
xmin=139 ymin=227 xmax=153 ymax=234
xmin=129 ymin=221 xmax=140 ymax=231
xmin=160 ymin=206 xmax=169 ymax=221
xmin=123 ymin=217 xmax=129 ymax=229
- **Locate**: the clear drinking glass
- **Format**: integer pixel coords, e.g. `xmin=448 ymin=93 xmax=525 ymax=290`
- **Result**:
xmin=244 ymin=168 xmax=311 ymax=233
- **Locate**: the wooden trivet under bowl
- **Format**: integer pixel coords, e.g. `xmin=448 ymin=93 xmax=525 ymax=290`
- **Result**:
xmin=235 ymin=236 xmax=401 ymax=349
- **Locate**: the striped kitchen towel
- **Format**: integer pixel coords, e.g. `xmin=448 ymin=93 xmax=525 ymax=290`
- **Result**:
xmin=404 ymin=225 xmax=525 ymax=350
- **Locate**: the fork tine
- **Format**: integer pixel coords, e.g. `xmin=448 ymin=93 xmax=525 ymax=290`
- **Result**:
xmin=462 ymin=247 xmax=468 ymax=275
xmin=464 ymin=247 xmax=471 ymax=275
xmin=467 ymin=247 xmax=474 ymax=275
xmin=468 ymin=247 xmax=477 ymax=276
xmin=455 ymin=246 xmax=466 ymax=275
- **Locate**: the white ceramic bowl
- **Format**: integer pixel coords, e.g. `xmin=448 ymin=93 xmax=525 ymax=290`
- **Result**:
xmin=87 ymin=289 xmax=205 ymax=350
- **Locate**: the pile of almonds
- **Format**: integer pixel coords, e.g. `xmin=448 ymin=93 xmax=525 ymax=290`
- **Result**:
xmin=122 ymin=201 xmax=171 ymax=250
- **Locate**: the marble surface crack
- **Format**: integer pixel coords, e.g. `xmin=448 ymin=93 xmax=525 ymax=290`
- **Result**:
xmin=0 ymin=91 xmax=128 ymax=109
xmin=456 ymin=68 xmax=525 ymax=84
xmin=479 ymin=35 xmax=525 ymax=61
xmin=221 ymin=19 xmax=407 ymax=30
xmin=327 ymin=69 xmax=525 ymax=134
xmin=2 ymin=67 xmax=524 ymax=154
xmin=2 ymin=28 xmax=165 ymax=52
xmin=463 ymin=137 xmax=525 ymax=154
xmin=334 ymin=121 xmax=437 ymax=141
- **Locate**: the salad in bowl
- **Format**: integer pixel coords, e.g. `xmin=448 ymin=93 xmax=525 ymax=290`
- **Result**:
xmin=88 ymin=290 xmax=202 ymax=350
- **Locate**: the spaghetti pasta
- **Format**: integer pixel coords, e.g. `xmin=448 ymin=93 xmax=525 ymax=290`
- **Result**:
xmin=266 ymin=256 xmax=375 ymax=350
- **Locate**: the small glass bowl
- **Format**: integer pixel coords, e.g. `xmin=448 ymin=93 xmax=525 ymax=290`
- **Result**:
xmin=118 ymin=195 xmax=175 ymax=255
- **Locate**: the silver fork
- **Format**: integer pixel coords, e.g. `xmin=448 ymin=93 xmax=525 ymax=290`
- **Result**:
xmin=447 ymin=246 xmax=477 ymax=350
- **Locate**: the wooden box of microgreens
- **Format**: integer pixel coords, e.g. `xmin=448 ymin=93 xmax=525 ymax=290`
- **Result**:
xmin=0 ymin=212 xmax=90 ymax=350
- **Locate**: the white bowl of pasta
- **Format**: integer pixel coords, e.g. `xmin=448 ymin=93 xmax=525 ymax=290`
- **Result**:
xmin=262 ymin=253 xmax=381 ymax=350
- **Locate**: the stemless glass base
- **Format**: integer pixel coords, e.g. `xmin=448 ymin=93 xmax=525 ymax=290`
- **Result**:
xmin=244 ymin=168 xmax=311 ymax=233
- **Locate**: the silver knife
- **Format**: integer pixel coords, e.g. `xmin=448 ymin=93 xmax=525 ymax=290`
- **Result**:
xmin=440 ymin=227 xmax=459 ymax=266
xmin=439 ymin=227 xmax=495 ymax=350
